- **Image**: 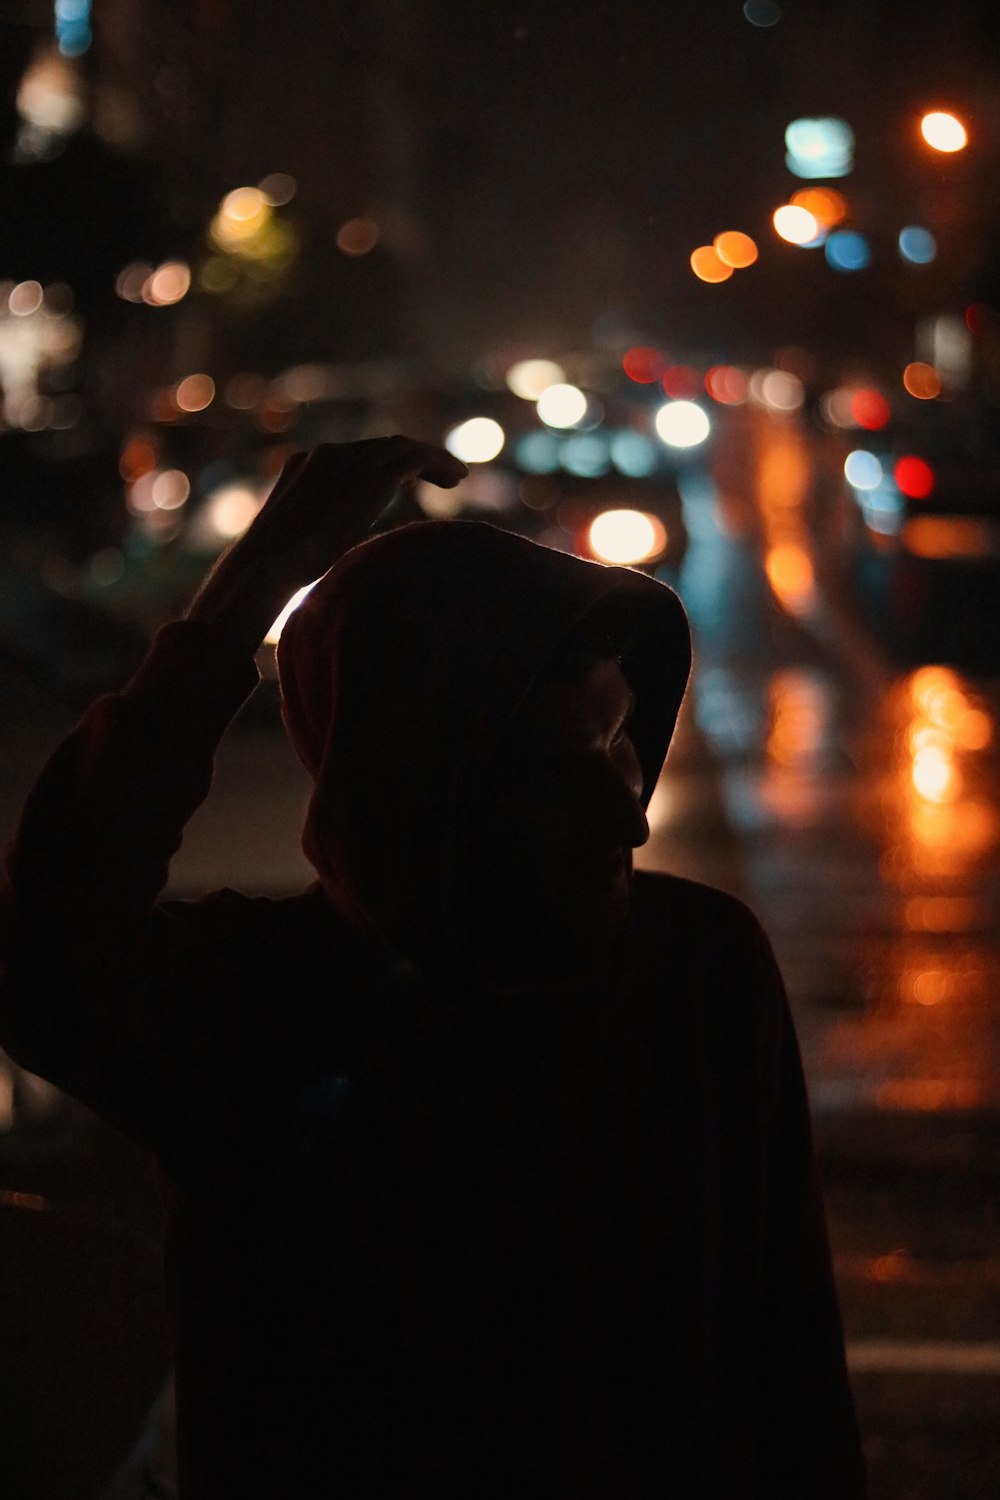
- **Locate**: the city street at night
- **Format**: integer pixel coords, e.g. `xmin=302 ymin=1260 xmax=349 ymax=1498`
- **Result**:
xmin=3 ymin=1 xmax=1000 ymax=1496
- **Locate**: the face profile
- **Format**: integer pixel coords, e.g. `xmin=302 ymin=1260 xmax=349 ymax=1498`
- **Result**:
xmin=467 ymin=651 xmax=649 ymax=993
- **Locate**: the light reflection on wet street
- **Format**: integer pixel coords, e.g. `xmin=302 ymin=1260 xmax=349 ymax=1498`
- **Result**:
xmin=639 ymin=409 xmax=1000 ymax=1120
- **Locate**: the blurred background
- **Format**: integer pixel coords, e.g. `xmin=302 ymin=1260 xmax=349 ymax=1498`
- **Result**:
xmin=1 ymin=0 xmax=1000 ymax=1495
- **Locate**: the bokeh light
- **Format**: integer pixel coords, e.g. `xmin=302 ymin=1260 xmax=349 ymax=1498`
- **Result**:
xmin=514 ymin=431 xmax=561 ymax=473
xmin=661 ymin=365 xmax=702 ymax=400
xmin=444 ymin=416 xmax=505 ymax=463
xmin=8 ymin=281 xmax=44 ymax=316
xmin=609 ymin=431 xmax=657 ymax=476
xmin=336 ymin=217 xmax=380 ymax=256
xmin=621 ymin=346 xmax=664 ymax=384
xmin=785 ymin=117 xmax=854 ymax=178
xmin=851 ymin=389 xmax=891 ymax=430
xmin=773 ymin=205 xmax=821 ymax=245
xmin=537 ymin=383 xmax=588 ymax=428
xmin=151 ymin=470 xmax=190 ymax=510
xmin=588 ymin=509 xmax=666 ymax=564
xmin=212 ymin=187 xmax=270 ymax=248
xmin=690 ymin=246 xmax=733 ymax=283
xmin=790 ymin=187 xmax=847 ymax=230
xmin=713 ymin=231 xmax=758 ymax=268
xmin=705 ymin=365 xmax=748 ymax=404
xmin=654 ymin=400 xmax=711 ymax=448
xmin=760 ymin=369 xmax=805 ymax=411
xmin=506 ymin=358 xmax=565 ymax=399
xmin=903 ymin=362 xmax=941 ymax=400
xmin=144 ymin=261 xmax=191 ymax=306
xmin=560 ymin=434 xmax=611 ymax=477
xmin=895 ymin=456 xmax=935 ymax=498
xmin=258 ymin=173 xmax=297 ymax=206
xmin=898 ymin=226 xmax=937 ymax=265
xmin=844 ymin=450 xmax=883 ymax=490
xmin=204 ymin=484 xmax=262 ymax=539
xmin=743 ymin=0 xmax=781 ymax=26
xmin=920 ymin=111 xmax=968 ymax=152
xmin=175 ymin=374 xmax=215 ymax=413
xmin=824 ymin=231 xmax=870 ymax=272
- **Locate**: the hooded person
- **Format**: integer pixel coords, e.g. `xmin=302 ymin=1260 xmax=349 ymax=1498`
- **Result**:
xmin=0 ymin=441 xmax=866 ymax=1500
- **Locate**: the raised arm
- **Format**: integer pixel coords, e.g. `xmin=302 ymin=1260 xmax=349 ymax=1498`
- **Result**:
xmin=0 ymin=439 xmax=465 ymax=1123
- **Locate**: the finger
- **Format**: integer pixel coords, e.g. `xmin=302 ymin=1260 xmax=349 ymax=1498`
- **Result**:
xmin=381 ymin=442 xmax=468 ymax=488
xmin=267 ymin=449 xmax=310 ymax=499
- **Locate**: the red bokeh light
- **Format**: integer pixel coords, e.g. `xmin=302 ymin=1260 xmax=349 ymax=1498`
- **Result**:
xmin=851 ymin=389 xmax=891 ymax=431
xmin=965 ymin=303 xmax=995 ymax=336
xmin=622 ymin=346 xmax=664 ymax=383
xmin=661 ymin=364 xmax=702 ymax=400
xmin=894 ymin=456 xmax=935 ymax=498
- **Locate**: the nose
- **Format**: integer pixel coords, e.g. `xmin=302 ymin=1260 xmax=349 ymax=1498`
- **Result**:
xmin=605 ymin=741 xmax=650 ymax=850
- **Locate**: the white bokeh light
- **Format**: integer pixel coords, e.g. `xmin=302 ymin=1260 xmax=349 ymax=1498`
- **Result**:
xmin=444 ymin=416 xmax=505 ymax=463
xmin=536 ymin=383 xmax=588 ymax=429
xmin=589 ymin=509 xmax=666 ymax=565
xmin=654 ymin=401 xmax=711 ymax=448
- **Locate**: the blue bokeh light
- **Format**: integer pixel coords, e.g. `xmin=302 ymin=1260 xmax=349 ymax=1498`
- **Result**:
xmin=825 ymin=231 xmax=870 ymax=272
xmin=785 ymin=118 xmax=854 ymax=179
xmin=609 ymin=431 xmax=657 ymax=477
xmin=514 ymin=431 xmax=561 ymax=473
xmin=560 ymin=434 xmax=612 ymax=478
xmin=898 ymin=226 xmax=937 ymax=265
xmin=743 ymin=0 xmax=781 ymax=26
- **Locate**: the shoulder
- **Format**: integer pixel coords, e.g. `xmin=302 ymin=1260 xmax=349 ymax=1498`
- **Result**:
xmin=629 ymin=870 xmax=786 ymax=1044
xmin=632 ymin=867 xmax=766 ymax=948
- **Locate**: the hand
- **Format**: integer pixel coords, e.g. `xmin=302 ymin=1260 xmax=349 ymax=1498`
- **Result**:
xmin=242 ymin=436 xmax=468 ymax=587
xmin=186 ymin=437 xmax=467 ymax=648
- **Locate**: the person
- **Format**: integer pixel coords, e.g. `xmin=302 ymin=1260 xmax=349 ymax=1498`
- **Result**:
xmin=0 ymin=438 xmax=867 ymax=1498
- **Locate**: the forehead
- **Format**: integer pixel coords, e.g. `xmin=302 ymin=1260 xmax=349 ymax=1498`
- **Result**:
xmin=511 ymin=655 xmax=633 ymax=744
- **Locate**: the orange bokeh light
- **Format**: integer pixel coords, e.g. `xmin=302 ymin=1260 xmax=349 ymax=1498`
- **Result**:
xmin=690 ymin=245 xmax=734 ymax=283
xmin=713 ymin=231 xmax=758 ymax=268
xmin=790 ymin=187 xmax=847 ymax=229
xmin=902 ymin=362 xmax=941 ymax=400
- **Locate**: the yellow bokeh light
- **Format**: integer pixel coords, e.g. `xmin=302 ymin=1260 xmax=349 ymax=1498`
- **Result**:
xmin=790 ymin=187 xmax=846 ymax=229
xmin=920 ymin=111 xmax=968 ymax=152
xmin=902 ymin=361 xmax=941 ymax=400
xmin=505 ymin=358 xmax=565 ymax=400
xmin=588 ymin=509 xmax=666 ymax=565
xmin=713 ymin=231 xmax=758 ymax=268
xmin=175 ymin=373 xmax=215 ymax=413
xmin=211 ymin=188 xmax=271 ymax=250
xmin=773 ymin=205 xmax=820 ymax=245
xmin=690 ymin=245 xmax=734 ymax=283
xmin=336 ymin=217 xmax=380 ymax=256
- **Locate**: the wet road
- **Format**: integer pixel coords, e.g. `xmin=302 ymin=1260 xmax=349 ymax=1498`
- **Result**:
xmin=637 ymin=407 xmax=1000 ymax=1499
xmin=2 ymin=407 xmax=1000 ymax=1496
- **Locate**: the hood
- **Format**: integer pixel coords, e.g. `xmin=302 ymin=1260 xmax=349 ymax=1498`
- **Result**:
xmin=277 ymin=519 xmax=691 ymax=971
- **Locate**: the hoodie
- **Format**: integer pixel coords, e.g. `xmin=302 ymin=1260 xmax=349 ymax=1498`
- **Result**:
xmin=0 ymin=519 xmax=866 ymax=1498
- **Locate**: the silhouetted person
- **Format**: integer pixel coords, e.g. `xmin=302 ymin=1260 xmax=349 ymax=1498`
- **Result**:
xmin=1 ymin=440 xmax=866 ymax=1497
